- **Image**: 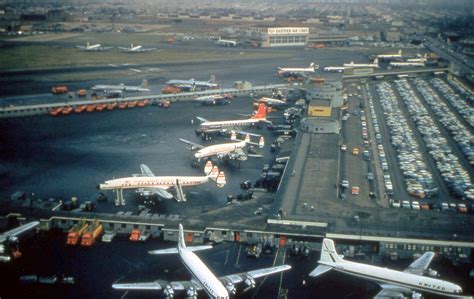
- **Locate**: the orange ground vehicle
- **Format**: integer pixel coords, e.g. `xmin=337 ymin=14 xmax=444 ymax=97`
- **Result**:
xmin=51 ymin=85 xmax=68 ymax=94
xmin=67 ymin=220 xmax=89 ymax=245
xmin=130 ymin=230 xmax=141 ymax=241
xmin=81 ymin=220 xmax=103 ymax=247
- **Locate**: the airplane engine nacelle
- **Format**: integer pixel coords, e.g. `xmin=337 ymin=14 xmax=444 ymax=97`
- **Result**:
xmin=164 ymin=285 xmax=175 ymax=298
xmin=186 ymin=286 xmax=197 ymax=299
xmin=412 ymin=291 xmax=422 ymax=299
xmin=425 ymin=269 xmax=439 ymax=277
xmin=225 ymin=281 xmax=236 ymax=294
xmin=244 ymin=275 xmax=256 ymax=290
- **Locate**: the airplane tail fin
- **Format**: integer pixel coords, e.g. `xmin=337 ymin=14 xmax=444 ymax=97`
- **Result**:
xmin=320 ymin=238 xmax=343 ymax=264
xmin=178 ymin=223 xmax=186 ymax=250
xmin=251 ymin=103 xmax=267 ymax=120
xmin=140 ymin=79 xmax=148 ymax=88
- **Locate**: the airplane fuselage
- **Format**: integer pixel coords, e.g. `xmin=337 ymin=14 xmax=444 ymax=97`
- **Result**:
xmin=320 ymin=260 xmax=463 ymax=297
xmin=196 ymin=141 xmax=246 ymax=159
xmin=100 ymin=176 xmax=210 ymax=190
xmin=179 ymin=247 xmax=229 ymax=299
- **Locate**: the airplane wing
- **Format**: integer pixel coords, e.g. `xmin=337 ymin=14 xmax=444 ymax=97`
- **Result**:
xmin=113 ymin=279 xmax=203 ymax=295
xmin=196 ymin=117 xmax=209 ymax=123
xmin=219 ymin=265 xmax=291 ymax=285
xmin=0 ymin=221 xmax=40 ymax=242
xmin=140 ymin=164 xmax=155 ymax=177
xmin=403 ymin=252 xmax=435 ymax=276
xmin=179 ymin=138 xmax=204 ymax=150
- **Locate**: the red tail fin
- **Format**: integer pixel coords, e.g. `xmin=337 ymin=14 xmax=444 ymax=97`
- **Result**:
xmin=252 ymin=103 xmax=266 ymax=120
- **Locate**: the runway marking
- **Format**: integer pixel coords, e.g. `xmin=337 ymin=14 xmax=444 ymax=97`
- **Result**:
xmin=234 ymin=244 xmax=242 ymax=268
xmin=224 ymin=249 xmax=230 ymax=265
xmin=120 ymin=291 xmax=129 ymax=299
xmin=251 ymin=245 xmax=282 ymax=299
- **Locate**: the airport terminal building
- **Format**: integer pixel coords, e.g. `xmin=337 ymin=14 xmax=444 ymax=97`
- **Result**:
xmin=249 ymin=27 xmax=309 ymax=47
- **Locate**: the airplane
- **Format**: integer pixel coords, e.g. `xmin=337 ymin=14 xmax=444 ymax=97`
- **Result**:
xmin=216 ymin=37 xmax=238 ymax=47
xmin=166 ymin=76 xmax=219 ymax=89
xmin=343 ymin=58 xmax=379 ymax=68
xmin=99 ymin=161 xmax=225 ymax=202
xmin=118 ymin=43 xmax=157 ymax=53
xmin=255 ymin=97 xmax=288 ymax=107
xmin=112 ymin=223 xmax=291 ymax=299
xmin=195 ymin=103 xmax=270 ymax=135
xmin=76 ymin=42 xmax=113 ymax=51
xmin=323 ymin=66 xmax=348 ymax=73
xmin=277 ymin=63 xmax=319 ymax=77
xmin=377 ymin=49 xmax=403 ymax=60
xmin=91 ymin=79 xmax=150 ymax=93
xmin=195 ymin=94 xmax=233 ymax=105
xmin=0 ymin=221 xmax=40 ymax=262
xmin=310 ymin=238 xmax=469 ymax=299
xmin=180 ymin=132 xmax=265 ymax=161
xmin=390 ymin=61 xmax=426 ymax=67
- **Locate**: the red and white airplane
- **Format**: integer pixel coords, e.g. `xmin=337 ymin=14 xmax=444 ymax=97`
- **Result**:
xmin=99 ymin=161 xmax=225 ymax=202
xmin=196 ymin=103 xmax=269 ymax=135
xmin=180 ymin=132 xmax=265 ymax=161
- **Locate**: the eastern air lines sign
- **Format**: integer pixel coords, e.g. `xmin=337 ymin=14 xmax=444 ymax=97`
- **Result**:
xmin=267 ymin=27 xmax=309 ymax=35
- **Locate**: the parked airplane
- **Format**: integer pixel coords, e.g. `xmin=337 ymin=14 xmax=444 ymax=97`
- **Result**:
xmin=343 ymin=58 xmax=379 ymax=68
xmin=180 ymin=132 xmax=264 ymax=161
xmin=166 ymin=76 xmax=219 ymax=89
xmin=277 ymin=63 xmax=319 ymax=77
xmin=196 ymin=103 xmax=269 ymax=135
xmin=113 ymin=224 xmax=291 ymax=298
xmin=91 ymin=80 xmax=150 ymax=93
xmin=99 ymin=161 xmax=225 ymax=202
xmin=118 ymin=43 xmax=157 ymax=52
xmin=216 ymin=37 xmax=238 ymax=47
xmin=76 ymin=42 xmax=113 ymax=51
xmin=323 ymin=66 xmax=348 ymax=73
xmin=310 ymin=238 xmax=468 ymax=299
xmin=255 ymin=97 xmax=288 ymax=107
xmin=0 ymin=221 xmax=39 ymax=262
xmin=390 ymin=61 xmax=426 ymax=67
xmin=195 ymin=94 xmax=233 ymax=105
xmin=377 ymin=49 xmax=403 ymax=60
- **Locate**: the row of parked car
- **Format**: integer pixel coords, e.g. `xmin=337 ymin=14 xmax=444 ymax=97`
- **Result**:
xmin=428 ymin=78 xmax=474 ymax=165
xmin=367 ymin=91 xmax=393 ymax=194
xmin=430 ymin=77 xmax=474 ymax=128
xmin=391 ymin=199 xmax=470 ymax=213
xmin=410 ymin=78 xmax=473 ymax=200
xmin=376 ymin=81 xmax=436 ymax=199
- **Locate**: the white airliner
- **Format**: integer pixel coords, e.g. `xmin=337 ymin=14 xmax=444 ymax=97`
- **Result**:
xmin=323 ymin=66 xmax=348 ymax=73
xmin=377 ymin=49 xmax=403 ymax=60
xmin=390 ymin=61 xmax=426 ymax=67
xmin=180 ymin=132 xmax=264 ymax=161
xmin=91 ymin=79 xmax=150 ymax=93
xmin=99 ymin=161 xmax=225 ymax=202
xmin=118 ymin=43 xmax=157 ymax=52
xmin=277 ymin=63 xmax=319 ymax=77
xmin=195 ymin=94 xmax=233 ymax=105
xmin=310 ymin=238 xmax=469 ymax=299
xmin=216 ymin=37 xmax=238 ymax=47
xmin=112 ymin=224 xmax=291 ymax=298
xmin=76 ymin=42 xmax=113 ymax=51
xmin=256 ymin=97 xmax=288 ymax=107
xmin=343 ymin=58 xmax=380 ymax=68
xmin=166 ymin=76 xmax=219 ymax=89
xmin=196 ymin=103 xmax=269 ymax=134
xmin=0 ymin=221 xmax=39 ymax=262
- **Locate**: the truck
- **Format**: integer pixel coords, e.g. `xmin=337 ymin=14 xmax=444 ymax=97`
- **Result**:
xmin=51 ymin=85 xmax=68 ymax=94
xmin=80 ymin=219 xmax=103 ymax=246
xmin=67 ymin=220 xmax=89 ymax=245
